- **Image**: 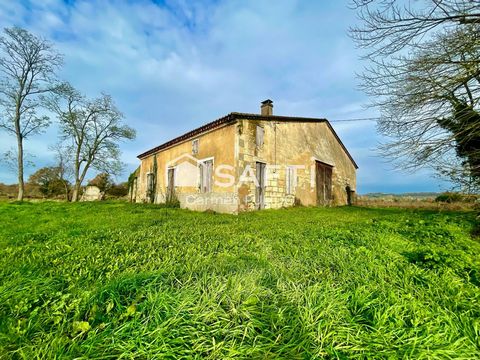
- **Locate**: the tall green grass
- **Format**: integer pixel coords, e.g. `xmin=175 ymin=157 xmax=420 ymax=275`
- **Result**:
xmin=0 ymin=201 xmax=479 ymax=358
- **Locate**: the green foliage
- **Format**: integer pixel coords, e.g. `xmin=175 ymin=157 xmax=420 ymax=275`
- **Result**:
xmin=438 ymin=102 xmax=480 ymax=179
xmin=351 ymin=2 xmax=480 ymax=188
xmin=435 ymin=192 xmax=464 ymax=203
xmin=164 ymin=196 xmax=180 ymax=208
xmin=435 ymin=192 xmax=478 ymax=203
xmin=28 ymin=166 xmax=68 ymax=197
xmin=0 ymin=202 xmax=479 ymax=358
xmin=127 ymin=168 xmax=139 ymax=190
xmin=106 ymin=182 xmax=129 ymax=198
xmin=87 ymin=173 xmax=112 ymax=193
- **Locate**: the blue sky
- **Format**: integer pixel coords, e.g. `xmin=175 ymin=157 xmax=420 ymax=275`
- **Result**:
xmin=0 ymin=0 xmax=450 ymax=193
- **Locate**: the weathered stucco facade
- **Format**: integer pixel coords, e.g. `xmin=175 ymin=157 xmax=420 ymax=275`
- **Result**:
xmin=135 ymin=123 xmax=239 ymax=213
xmin=134 ymin=100 xmax=357 ymax=213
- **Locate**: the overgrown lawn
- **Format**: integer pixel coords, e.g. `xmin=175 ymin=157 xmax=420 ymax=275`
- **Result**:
xmin=0 ymin=201 xmax=479 ymax=358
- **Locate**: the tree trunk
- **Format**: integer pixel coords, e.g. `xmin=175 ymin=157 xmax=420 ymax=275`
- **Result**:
xmin=71 ymin=181 xmax=81 ymax=202
xmin=17 ymin=139 xmax=24 ymax=201
xmin=15 ymin=117 xmax=24 ymax=202
xmin=71 ymin=150 xmax=81 ymax=202
xmin=63 ymin=180 xmax=70 ymax=201
xmin=71 ymin=159 xmax=91 ymax=202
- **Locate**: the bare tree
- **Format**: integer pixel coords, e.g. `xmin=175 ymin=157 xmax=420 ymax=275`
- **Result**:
xmin=350 ymin=1 xmax=480 ymax=191
xmin=0 ymin=27 xmax=62 ymax=200
xmin=46 ymin=83 xmax=136 ymax=202
xmin=50 ymin=142 xmax=73 ymax=200
xmin=351 ymin=1 xmax=480 ymax=56
xmin=1 ymin=147 xmax=35 ymax=174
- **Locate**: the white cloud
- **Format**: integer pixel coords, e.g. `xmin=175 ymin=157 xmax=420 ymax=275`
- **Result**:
xmin=0 ymin=0 xmax=449 ymax=192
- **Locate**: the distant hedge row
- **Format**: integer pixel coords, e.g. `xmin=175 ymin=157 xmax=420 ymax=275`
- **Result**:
xmin=435 ymin=192 xmax=479 ymax=203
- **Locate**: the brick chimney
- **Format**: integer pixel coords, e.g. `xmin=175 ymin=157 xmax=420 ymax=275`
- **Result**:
xmin=260 ymin=99 xmax=273 ymax=116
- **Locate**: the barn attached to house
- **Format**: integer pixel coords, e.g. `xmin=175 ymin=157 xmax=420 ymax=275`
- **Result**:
xmin=132 ymin=100 xmax=357 ymax=213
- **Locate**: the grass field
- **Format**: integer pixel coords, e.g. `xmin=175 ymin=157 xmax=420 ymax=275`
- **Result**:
xmin=0 ymin=201 xmax=479 ymax=359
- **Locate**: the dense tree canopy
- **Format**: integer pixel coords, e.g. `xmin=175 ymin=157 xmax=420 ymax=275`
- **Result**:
xmin=28 ymin=166 xmax=68 ymax=198
xmin=87 ymin=173 xmax=112 ymax=193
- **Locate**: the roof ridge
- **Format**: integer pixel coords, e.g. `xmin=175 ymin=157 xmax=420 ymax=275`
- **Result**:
xmin=230 ymin=112 xmax=328 ymax=121
xmin=136 ymin=113 xmax=357 ymax=169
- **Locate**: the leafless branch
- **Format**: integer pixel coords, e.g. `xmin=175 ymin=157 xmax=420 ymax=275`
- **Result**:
xmin=0 ymin=27 xmax=62 ymax=200
xmin=46 ymin=83 xmax=135 ymax=201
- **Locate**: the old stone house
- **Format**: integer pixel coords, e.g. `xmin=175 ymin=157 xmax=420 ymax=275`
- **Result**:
xmin=132 ymin=100 xmax=357 ymax=213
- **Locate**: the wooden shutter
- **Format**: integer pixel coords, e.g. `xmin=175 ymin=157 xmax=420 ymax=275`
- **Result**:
xmin=325 ymin=166 xmax=332 ymax=201
xmin=167 ymin=168 xmax=175 ymax=201
xmin=147 ymin=173 xmax=154 ymax=194
xmin=199 ymin=160 xmax=213 ymax=193
xmin=316 ymin=161 xmax=332 ymax=205
xmin=286 ymin=166 xmax=294 ymax=194
xmin=256 ymin=125 xmax=264 ymax=147
xmin=192 ymin=139 xmax=199 ymax=155
xmin=200 ymin=163 xmax=206 ymax=192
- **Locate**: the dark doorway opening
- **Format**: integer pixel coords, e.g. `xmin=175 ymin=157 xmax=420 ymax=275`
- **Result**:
xmin=316 ymin=161 xmax=332 ymax=205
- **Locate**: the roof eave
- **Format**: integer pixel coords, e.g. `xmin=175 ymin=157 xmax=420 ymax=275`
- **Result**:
xmin=137 ymin=113 xmax=237 ymax=159
xmin=137 ymin=113 xmax=358 ymax=170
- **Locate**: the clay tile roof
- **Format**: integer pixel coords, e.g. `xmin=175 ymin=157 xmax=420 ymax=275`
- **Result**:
xmin=137 ymin=112 xmax=358 ymax=169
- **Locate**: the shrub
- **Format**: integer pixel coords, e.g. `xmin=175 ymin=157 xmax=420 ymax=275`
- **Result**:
xmin=435 ymin=192 xmax=465 ymax=203
xmin=88 ymin=173 xmax=112 ymax=193
xmin=106 ymin=183 xmax=129 ymax=198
